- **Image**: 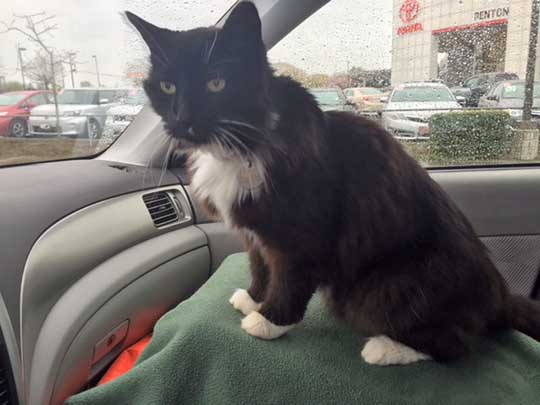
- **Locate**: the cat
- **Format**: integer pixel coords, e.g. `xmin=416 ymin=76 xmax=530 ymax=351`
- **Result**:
xmin=126 ymin=2 xmax=540 ymax=365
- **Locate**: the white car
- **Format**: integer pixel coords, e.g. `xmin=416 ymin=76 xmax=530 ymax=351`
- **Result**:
xmin=382 ymin=82 xmax=462 ymax=140
xmin=103 ymin=88 xmax=148 ymax=139
xmin=28 ymin=89 xmax=127 ymax=139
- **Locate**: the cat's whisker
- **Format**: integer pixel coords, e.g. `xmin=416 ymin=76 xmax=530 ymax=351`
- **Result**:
xmin=157 ymin=137 xmax=177 ymax=188
xmin=142 ymin=131 xmax=171 ymax=188
xmin=219 ymin=128 xmax=252 ymax=156
xmin=218 ymin=119 xmax=268 ymax=137
xmin=220 ymin=123 xmax=288 ymax=158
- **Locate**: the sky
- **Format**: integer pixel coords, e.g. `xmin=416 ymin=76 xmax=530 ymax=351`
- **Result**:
xmin=0 ymin=0 xmax=393 ymax=88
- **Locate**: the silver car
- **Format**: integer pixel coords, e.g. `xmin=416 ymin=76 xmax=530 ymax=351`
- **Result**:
xmin=28 ymin=89 xmax=126 ymax=139
xmin=382 ymin=82 xmax=462 ymax=140
xmin=478 ymin=80 xmax=540 ymax=121
xmin=103 ymin=88 xmax=148 ymax=139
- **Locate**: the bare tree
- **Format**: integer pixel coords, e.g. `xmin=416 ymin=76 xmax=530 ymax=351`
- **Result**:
xmin=24 ymin=50 xmax=65 ymax=89
xmin=1 ymin=12 xmax=61 ymax=135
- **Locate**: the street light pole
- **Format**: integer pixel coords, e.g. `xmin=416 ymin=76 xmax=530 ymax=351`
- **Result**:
xmin=68 ymin=52 xmax=76 ymax=88
xmin=523 ymin=0 xmax=540 ymax=123
xmin=347 ymin=60 xmax=351 ymax=87
xmin=17 ymin=44 xmax=27 ymax=89
xmin=92 ymin=55 xmax=102 ymax=87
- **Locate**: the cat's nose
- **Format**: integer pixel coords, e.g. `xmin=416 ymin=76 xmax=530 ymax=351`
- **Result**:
xmin=176 ymin=120 xmax=195 ymax=137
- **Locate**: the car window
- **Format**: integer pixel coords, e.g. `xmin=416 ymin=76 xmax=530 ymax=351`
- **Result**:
xmin=55 ymin=90 xmax=98 ymax=105
xmin=391 ymin=87 xmax=454 ymax=103
xmin=29 ymin=94 xmax=49 ymax=106
xmin=501 ymin=83 xmax=540 ymax=99
xmin=310 ymin=90 xmax=345 ymax=105
xmin=0 ymin=0 xmax=236 ymax=167
xmin=270 ymin=0 xmax=539 ymax=167
xmin=487 ymin=84 xmax=502 ymax=98
xmin=360 ymin=88 xmax=383 ymax=95
xmin=476 ymin=77 xmax=489 ymax=86
xmin=496 ymin=73 xmax=518 ymax=81
xmin=2 ymin=0 xmax=539 ymax=168
xmin=464 ymin=78 xmax=478 ymax=88
xmin=98 ymin=90 xmax=118 ymax=104
xmin=0 ymin=92 xmax=27 ymax=106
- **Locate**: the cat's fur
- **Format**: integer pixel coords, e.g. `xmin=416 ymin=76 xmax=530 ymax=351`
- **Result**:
xmin=126 ymin=2 xmax=540 ymax=365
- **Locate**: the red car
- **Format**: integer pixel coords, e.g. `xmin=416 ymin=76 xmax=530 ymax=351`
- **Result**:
xmin=0 ymin=90 xmax=52 ymax=137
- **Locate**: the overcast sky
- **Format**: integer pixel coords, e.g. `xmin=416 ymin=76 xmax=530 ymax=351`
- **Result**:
xmin=0 ymin=0 xmax=393 ymax=88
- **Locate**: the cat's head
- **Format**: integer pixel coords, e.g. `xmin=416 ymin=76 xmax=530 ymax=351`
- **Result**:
xmin=126 ymin=2 xmax=274 ymax=154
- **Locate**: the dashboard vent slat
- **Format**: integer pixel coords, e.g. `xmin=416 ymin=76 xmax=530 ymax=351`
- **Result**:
xmin=143 ymin=192 xmax=179 ymax=227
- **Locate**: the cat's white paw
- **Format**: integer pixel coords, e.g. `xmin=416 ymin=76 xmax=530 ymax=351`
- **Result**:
xmin=241 ymin=311 xmax=294 ymax=340
xmin=361 ymin=335 xmax=431 ymax=366
xmin=229 ymin=289 xmax=261 ymax=315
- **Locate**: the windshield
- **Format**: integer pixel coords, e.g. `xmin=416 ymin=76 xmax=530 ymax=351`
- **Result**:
xmin=501 ymin=83 xmax=540 ymax=99
xmin=391 ymin=87 xmax=455 ymax=103
xmin=311 ymin=90 xmax=345 ymax=105
xmin=0 ymin=0 xmax=236 ymax=167
xmin=0 ymin=93 xmax=27 ymax=106
xmin=360 ymin=88 xmax=383 ymax=95
xmin=56 ymin=90 xmax=98 ymax=105
xmin=1 ymin=0 xmax=540 ymax=169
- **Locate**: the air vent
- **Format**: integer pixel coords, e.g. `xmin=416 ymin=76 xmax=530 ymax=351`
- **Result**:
xmin=142 ymin=191 xmax=180 ymax=227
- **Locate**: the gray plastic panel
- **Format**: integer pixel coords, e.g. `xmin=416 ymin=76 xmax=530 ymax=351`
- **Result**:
xmin=196 ymin=222 xmax=244 ymax=272
xmin=432 ymin=167 xmax=540 ymax=236
xmin=0 ymin=159 xmax=179 ymax=339
xmin=20 ymin=185 xmax=198 ymax=404
xmin=28 ymin=246 xmax=209 ymax=405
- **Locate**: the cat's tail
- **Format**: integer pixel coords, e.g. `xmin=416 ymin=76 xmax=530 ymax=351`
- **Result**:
xmin=509 ymin=294 xmax=540 ymax=341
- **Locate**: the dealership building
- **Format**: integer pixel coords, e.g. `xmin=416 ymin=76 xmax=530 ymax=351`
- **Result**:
xmin=391 ymin=0 xmax=535 ymax=86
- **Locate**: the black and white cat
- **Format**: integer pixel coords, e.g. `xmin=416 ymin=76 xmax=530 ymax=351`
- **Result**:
xmin=126 ymin=2 xmax=540 ymax=365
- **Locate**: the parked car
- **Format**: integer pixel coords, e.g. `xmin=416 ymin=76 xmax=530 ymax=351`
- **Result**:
xmin=28 ymin=88 xmax=127 ymax=139
xmin=344 ymin=87 xmax=385 ymax=112
xmin=451 ymin=72 xmax=519 ymax=107
xmin=382 ymin=82 xmax=462 ymax=139
xmin=478 ymin=80 xmax=540 ymax=121
xmin=0 ymin=90 xmax=52 ymax=137
xmin=103 ymin=88 xmax=148 ymax=138
xmin=310 ymin=88 xmax=356 ymax=112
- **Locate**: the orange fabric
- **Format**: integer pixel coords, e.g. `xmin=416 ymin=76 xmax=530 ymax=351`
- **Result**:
xmin=98 ymin=335 xmax=152 ymax=386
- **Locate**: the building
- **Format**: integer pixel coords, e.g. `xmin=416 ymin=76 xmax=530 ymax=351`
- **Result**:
xmin=391 ymin=0 xmax=536 ymax=86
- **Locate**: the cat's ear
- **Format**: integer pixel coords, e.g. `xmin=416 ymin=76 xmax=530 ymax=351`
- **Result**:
xmin=220 ymin=2 xmax=263 ymax=49
xmin=125 ymin=11 xmax=170 ymax=65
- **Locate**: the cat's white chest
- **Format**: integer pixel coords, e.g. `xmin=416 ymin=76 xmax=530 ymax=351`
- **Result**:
xmin=190 ymin=152 xmax=265 ymax=226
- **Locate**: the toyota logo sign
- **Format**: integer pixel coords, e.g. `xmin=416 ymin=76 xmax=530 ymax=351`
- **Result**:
xmin=400 ymin=0 xmax=420 ymax=24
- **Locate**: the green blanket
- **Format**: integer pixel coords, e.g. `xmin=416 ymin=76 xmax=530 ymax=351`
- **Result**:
xmin=68 ymin=253 xmax=540 ymax=405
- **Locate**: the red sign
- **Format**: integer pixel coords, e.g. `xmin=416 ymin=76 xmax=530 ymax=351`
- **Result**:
xmin=397 ymin=23 xmax=423 ymax=35
xmin=397 ymin=0 xmax=423 ymax=35
xmin=400 ymin=0 xmax=420 ymax=24
xmin=127 ymin=72 xmax=145 ymax=79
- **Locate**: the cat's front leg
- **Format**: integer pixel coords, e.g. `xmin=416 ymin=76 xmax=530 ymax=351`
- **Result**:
xmin=230 ymin=245 xmax=268 ymax=315
xmin=241 ymin=253 xmax=317 ymax=340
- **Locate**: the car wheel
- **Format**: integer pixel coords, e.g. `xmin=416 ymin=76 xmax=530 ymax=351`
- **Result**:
xmin=86 ymin=119 xmax=102 ymax=140
xmin=9 ymin=119 xmax=28 ymax=138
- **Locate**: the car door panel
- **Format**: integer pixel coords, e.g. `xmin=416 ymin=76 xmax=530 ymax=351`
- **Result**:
xmin=17 ymin=182 xmax=210 ymax=404
xmin=0 ymin=160 xmax=179 ymax=338
xmin=30 ymin=243 xmax=209 ymax=405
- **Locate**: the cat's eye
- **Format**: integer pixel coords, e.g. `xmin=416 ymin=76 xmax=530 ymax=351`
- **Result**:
xmin=160 ymin=81 xmax=176 ymax=95
xmin=207 ymin=78 xmax=226 ymax=93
